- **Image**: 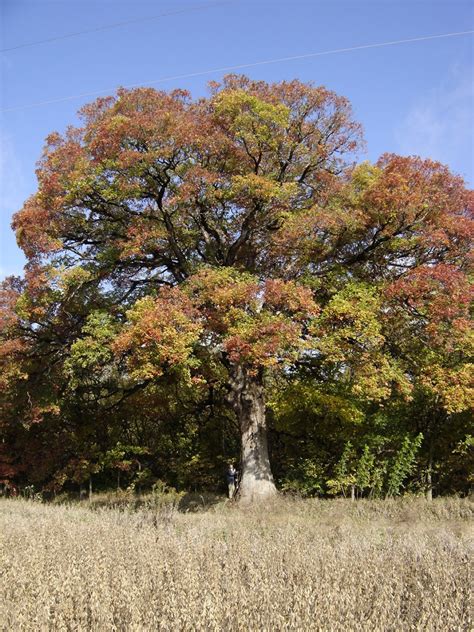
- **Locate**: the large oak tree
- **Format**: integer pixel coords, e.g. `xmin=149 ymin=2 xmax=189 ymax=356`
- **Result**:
xmin=5 ymin=75 xmax=473 ymax=501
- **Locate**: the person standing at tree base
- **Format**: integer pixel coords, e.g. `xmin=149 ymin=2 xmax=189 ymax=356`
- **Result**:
xmin=226 ymin=463 xmax=237 ymax=500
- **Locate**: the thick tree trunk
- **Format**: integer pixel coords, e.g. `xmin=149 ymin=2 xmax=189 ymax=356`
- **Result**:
xmin=229 ymin=365 xmax=277 ymax=503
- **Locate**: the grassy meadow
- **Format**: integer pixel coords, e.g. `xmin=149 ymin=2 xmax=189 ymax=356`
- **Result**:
xmin=0 ymin=495 xmax=472 ymax=631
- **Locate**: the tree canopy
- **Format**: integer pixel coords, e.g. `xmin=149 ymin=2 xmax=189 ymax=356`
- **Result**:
xmin=1 ymin=76 xmax=472 ymax=501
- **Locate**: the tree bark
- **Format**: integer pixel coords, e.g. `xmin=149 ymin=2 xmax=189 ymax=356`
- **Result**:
xmin=229 ymin=365 xmax=277 ymax=503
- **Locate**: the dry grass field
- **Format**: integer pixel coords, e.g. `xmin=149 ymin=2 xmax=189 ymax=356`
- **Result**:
xmin=0 ymin=495 xmax=472 ymax=631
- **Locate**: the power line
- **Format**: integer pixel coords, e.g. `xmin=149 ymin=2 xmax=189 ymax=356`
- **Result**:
xmin=0 ymin=1 xmax=230 ymax=53
xmin=2 ymin=29 xmax=473 ymax=113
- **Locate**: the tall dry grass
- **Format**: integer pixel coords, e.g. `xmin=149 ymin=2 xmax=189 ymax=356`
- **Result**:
xmin=0 ymin=496 xmax=472 ymax=631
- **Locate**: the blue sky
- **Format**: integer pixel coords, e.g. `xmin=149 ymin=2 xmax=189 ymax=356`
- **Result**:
xmin=1 ymin=0 xmax=473 ymax=279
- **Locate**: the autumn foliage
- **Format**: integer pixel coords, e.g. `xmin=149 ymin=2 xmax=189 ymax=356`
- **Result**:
xmin=1 ymin=76 xmax=472 ymax=498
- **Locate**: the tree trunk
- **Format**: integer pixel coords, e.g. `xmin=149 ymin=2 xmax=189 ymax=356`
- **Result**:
xmin=229 ymin=365 xmax=277 ymax=503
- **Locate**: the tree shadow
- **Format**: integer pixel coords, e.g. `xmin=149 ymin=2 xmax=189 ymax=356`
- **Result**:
xmin=178 ymin=491 xmax=224 ymax=513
